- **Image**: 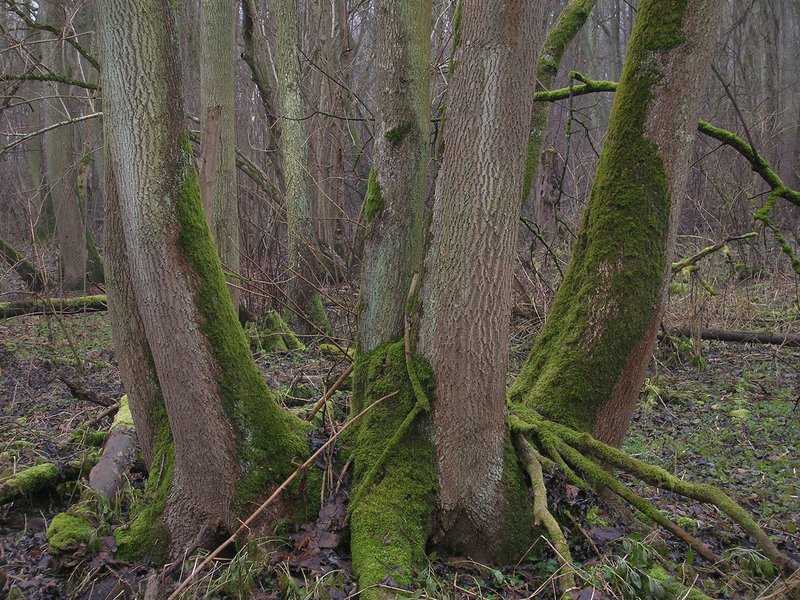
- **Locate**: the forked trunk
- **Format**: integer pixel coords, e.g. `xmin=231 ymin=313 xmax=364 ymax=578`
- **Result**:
xmin=97 ymin=0 xmax=314 ymax=557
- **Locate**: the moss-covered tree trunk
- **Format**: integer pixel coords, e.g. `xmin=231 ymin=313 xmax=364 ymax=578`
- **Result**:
xmin=97 ymin=0 xmax=314 ymax=557
xmin=199 ymin=0 xmax=240 ymax=313
xmin=274 ymin=0 xmax=331 ymax=335
xmin=509 ymin=0 xmax=724 ymax=448
xmin=521 ymin=0 xmax=597 ymax=208
xmin=417 ymin=0 xmax=551 ymax=558
xmin=41 ymin=0 xmax=86 ymax=290
xmin=348 ymin=0 xmax=435 ymax=593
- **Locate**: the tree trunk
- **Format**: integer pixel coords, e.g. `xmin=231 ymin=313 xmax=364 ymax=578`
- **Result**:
xmin=41 ymin=0 xmax=86 ymax=290
xmin=417 ymin=0 xmax=549 ymax=558
xmin=510 ymin=0 xmax=724 ymax=448
xmin=348 ymin=0 xmax=435 ymax=592
xmin=97 ymin=0 xmax=315 ymax=557
xmin=274 ymin=0 xmax=331 ymax=335
xmin=199 ymin=0 xmax=240 ymax=312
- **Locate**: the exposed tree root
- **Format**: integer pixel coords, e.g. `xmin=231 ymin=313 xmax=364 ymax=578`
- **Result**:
xmin=0 ymin=237 xmax=46 ymax=291
xmin=514 ymin=433 xmax=576 ymax=597
xmin=89 ymin=396 xmax=137 ymax=500
xmin=509 ymin=406 xmax=800 ymax=581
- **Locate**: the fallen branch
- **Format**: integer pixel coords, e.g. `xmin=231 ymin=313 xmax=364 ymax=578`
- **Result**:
xmin=0 ymin=295 xmax=107 ymax=319
xmin=307 ymin=363 xmax=354 ymax=420
xmin=0 ymin=462 xmax=82 ymax=505
xmin=663 ymin=327 xmax=800 ymax=347
xmin=89 ymin=396 xmax=137 ymax=500
xmin=0 ymin=237 xmax=46 ymax=291
xmin=60 ymin=377 xmax=116 ymax=407
xmin=167 ymin=391 xmax=395 ymax=600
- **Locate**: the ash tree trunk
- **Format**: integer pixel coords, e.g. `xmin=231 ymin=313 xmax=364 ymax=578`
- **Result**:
xmin=41 ymin=0 xmax=87 ymax=290
xmin=274 ymin=0 xmax=331 ymax=335
xmin=348 ymin=0 xmax=434 ymax=592
xmin=349 ymin=1 xmax=554 ymax=592
xmin=417 ymin=0 xmax=551 ymax=558
xmin=199 ymin=0 xmax=240 ymax=313
xmin=509 ymin=0 xmax=724 ymax=448
xmin=97 ymin=0 xmax=316 ymax=558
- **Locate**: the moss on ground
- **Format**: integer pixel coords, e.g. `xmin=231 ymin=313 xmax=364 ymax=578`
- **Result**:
xmin=47 ymin=513 xmax=96 ymax=554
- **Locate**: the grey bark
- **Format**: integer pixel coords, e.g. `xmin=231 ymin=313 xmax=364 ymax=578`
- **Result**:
xmin=417 ymin=0 xmax=550 ymax=556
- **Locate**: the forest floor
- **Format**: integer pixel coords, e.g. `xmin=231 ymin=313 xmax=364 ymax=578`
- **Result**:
xmin=0 ymin=284 xmax=798 ymax=599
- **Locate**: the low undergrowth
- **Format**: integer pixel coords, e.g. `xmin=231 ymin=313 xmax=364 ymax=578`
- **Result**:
xmin=1 ymin=307 xmax=799 ymax=599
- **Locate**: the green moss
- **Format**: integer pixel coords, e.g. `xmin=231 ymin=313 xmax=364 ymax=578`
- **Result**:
xmin=111 ymin=395 xmax=133 ymax=430
xmin=645 ymin=565 xmax=712 ymax=600
xmin=510 ymin=0 xmax=691 ymax=431
xmin=537 ymin=0 xmax=595 ymax=80
xmin=246 ymin=310 xmax=305 ymax=353
xmin=497 ymin=436 xmax=537 ymax=561
xmin=3 ymin=463 xmax=59 ymax=496
xmin=384 ymin=121 xmax=413 ymax=146
xmin=47 ymin=513 xmax=95 ymax=553
xmin=115 ymin=402 xmax=172 ymax=563
xmin=174 ymin=131 xmax=316 ymax=519
xmin=318 ymin=343 xmax=354 ymax=360
xmin=305 ymin=293 xmax=332 ymax=336
xmin=348 ymin=341 xmax=437 ymax=596
xmin=364 ymin=168 xmax=383 ymax=223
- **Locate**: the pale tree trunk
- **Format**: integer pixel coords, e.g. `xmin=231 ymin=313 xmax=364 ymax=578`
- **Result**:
xmin=510 ymin=0 xmax=725 ymax=448
xmin=417 ymin=0 xmax=550 ymax=557
xmin=97 ymin=0 xmax=313 ymax=557
xmin=309 ymin=0 xmax=349 ymax=264
xmin=199 ymin=0 xmax=240 ymax=312
xmin=41 ymin=0 xmax=86 ymax=290
xmin=521 ymin=0 xmax=597 ymax=210
xmin=241 ymin=0 xmax=285 ymax=193
xmin=274 ymin=0 xmax=330 ymax=334
xmin=348 ymin=0 xmax=433 ymax=592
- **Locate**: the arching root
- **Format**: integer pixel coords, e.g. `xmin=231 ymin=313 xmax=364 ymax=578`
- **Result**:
xmin=509 ymin=406 xmax=800 ymax=582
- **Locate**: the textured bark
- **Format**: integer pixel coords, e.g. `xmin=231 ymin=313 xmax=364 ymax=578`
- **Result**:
xmin=200 ymin=0 xmax=240 ymax=311
xmin=510 ymin=0 xmax=724 ymax=449
xmin=348 ymin=1 xmax=435 ymax=592
xmin=417 ymin=0 xmax=548 ymax=556
xmin=98 ymin=0 xmax=236 ymax=547
xmin=98 ymin=0 xmax=313 ymax=555
xmin=358 ymin=0 xmax=430 ymax=351
xmin=41 ymin=1 xmax=86 ymax=290
xmin=103 ymin=160 xmax=161 ymax=469
xmin=309 ymin=0 xmax=350 ymax=260
xmin=274 ymin=0 xmax=329 ymax=334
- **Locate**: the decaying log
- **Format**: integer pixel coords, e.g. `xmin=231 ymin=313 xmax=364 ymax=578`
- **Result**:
xmin=0 ymin=463 xmax=82 ymax=505
xmin=0 ymin=295 xmax=107 ymax=319
xmin=89 ymin=396 xmax=137 ymax=500
xmin=664 ymin=326 xmax=800 ymax=347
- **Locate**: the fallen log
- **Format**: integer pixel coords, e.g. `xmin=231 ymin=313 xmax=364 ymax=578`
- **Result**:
xmin=0 ymin=295 xmax=107 ymax=319
xmin=663 ymin=326 xmax=800 ymax=347
xmin=89 ymin=395 xmax=137 ymax=500
xmin=0 ymin=463 xmax=82 ymax=505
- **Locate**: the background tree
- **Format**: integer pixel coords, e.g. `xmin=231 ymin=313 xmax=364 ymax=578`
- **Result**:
xmin=199 ymin=0 xmax=240 ymax=311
